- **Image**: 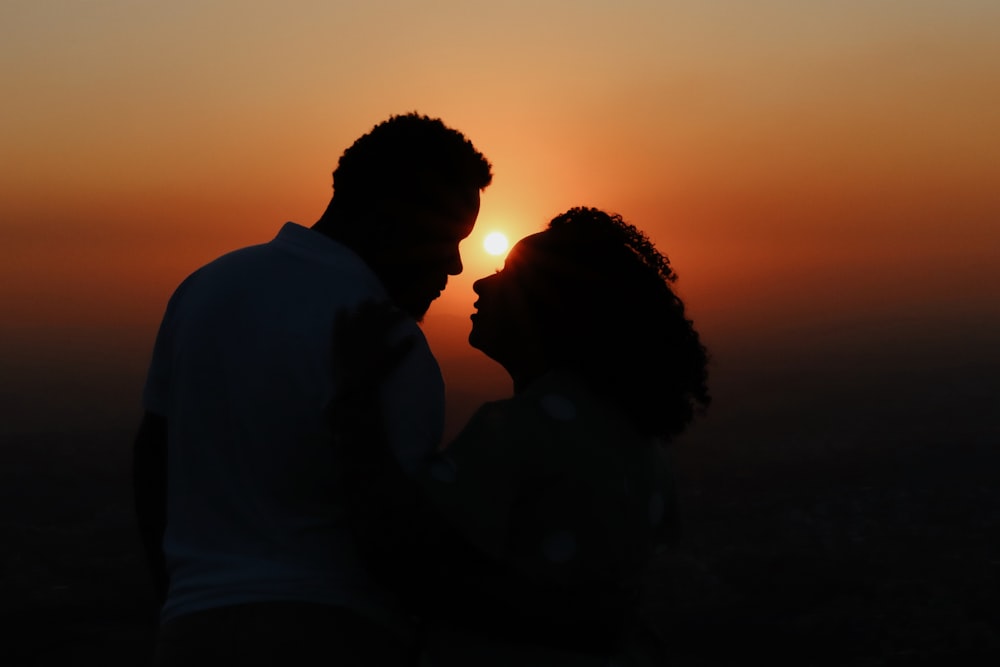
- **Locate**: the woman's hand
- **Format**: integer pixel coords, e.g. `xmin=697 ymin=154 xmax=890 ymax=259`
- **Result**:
xmin=326 ymin=298 xmax=417 ymax=468
xmin=331 ymin=299 xmax=416 ymax=400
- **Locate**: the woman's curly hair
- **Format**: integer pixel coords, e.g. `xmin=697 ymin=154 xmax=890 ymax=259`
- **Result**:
xmin=527 ymin=207 xmax=710 ymax=443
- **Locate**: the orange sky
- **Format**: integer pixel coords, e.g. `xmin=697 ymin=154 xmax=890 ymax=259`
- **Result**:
xmin=2 ymin=1 xmax=998 ymax=436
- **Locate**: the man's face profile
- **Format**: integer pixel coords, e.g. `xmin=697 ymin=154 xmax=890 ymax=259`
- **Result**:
xmin=376 ymin=185 xmax=480 ymax=321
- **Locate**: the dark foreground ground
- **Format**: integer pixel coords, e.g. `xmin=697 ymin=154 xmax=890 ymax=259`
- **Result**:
xmin=2 ymin=430 xmax=998 ymax=666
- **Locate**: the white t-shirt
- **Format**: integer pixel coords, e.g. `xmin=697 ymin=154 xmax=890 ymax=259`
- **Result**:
xmin=142 ymin=222 xmax=444 ymax=631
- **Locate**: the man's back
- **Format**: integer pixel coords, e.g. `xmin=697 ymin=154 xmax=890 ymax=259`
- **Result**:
xmin=134 ymin=112 xmax=492 ymax=665
xmin=143 ymin=223 xmax=444 ymax=629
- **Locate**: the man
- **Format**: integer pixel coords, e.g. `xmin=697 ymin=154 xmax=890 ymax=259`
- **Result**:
xmin=132 ymin=112 xmax=493 ymax=665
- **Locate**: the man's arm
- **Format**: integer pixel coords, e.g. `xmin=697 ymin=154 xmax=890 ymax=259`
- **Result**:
xmin=132 ymin=411 xmax=168 ymax=606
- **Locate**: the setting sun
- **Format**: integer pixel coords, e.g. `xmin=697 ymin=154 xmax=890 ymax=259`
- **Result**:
xmin=483 ymin=232 xmax=509 ymax=256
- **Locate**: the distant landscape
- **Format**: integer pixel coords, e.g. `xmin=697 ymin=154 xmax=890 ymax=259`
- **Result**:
xmin=3 ymin=431 xmax=997 ymax=665
xmin=2 ymin=313 xmax=998 ymax=665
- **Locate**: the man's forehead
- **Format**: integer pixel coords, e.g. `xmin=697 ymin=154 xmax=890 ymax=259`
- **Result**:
xmin=412 ymin=188 xmax=479 ymax=233
xmin=429 ymin=183 xmax=480 ymax=218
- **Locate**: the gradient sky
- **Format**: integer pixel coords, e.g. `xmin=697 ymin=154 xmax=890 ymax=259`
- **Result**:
xmin=2 ymin=0 xmax=998 ymax=438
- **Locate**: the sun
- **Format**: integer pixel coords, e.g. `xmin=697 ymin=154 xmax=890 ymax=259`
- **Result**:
xmin=483 ymin=231 xmax=509 ymax=256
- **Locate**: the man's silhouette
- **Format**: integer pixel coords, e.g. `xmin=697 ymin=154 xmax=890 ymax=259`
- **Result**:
xmin=132 ymin=112 xmax=493 ymax=666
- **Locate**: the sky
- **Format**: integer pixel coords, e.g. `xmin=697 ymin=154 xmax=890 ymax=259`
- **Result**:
xmin=1 ymin=0 xmax=998 ymax=447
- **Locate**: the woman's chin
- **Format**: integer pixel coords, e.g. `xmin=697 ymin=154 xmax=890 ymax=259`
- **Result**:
xmin=467 ymin=328 xmax=494 ymax=359
xmin=467 ymin=326 xmax=483 ymax=350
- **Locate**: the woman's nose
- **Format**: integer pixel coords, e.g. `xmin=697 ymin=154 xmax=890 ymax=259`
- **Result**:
xmin=472 ymin=274 xmax=493 ymax=295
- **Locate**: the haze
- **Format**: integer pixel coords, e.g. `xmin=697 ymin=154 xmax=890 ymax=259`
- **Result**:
xmin=2 ymin=1 xmax=997 ymax=451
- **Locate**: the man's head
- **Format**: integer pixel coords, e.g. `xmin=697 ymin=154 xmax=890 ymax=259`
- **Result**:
xmin=315 ymin=112 xmax=493 ymax=320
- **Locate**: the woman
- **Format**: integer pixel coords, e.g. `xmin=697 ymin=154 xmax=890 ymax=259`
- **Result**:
xmin=330 ymin=207 xmax=710 ymax=665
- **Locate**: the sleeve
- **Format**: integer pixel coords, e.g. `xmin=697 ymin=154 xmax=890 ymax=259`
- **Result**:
xmin=377 ymin=319 xmax=445 ymax=475
xmin=413 ymin=401 xmax=522 ymax=560
xmin=330 ymin=392 xmax=517 ymax=615
xmin=332 ymin=392 xmax=631 ymax=652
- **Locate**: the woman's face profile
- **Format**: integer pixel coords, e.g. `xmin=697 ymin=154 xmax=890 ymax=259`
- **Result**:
xmin=468 ymin=234 xmax=547 ymax=371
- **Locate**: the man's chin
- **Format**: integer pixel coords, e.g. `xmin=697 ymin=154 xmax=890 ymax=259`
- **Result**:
xmin=405 ymin=300 xmax=432 ymax=323
xmin=388 ymin=285 xmax=440 ymax=322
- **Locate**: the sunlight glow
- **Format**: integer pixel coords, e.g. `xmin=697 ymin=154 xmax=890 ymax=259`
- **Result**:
xmin=483 ymin=232 xmax=509 ymax=256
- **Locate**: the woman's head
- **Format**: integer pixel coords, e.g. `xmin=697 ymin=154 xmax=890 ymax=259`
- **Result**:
xmin=470 ymin=206 xmax=710 ymax=442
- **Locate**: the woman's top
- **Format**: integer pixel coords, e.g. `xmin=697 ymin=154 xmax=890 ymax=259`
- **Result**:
xmin=335 ymin=370 xmax=678 ymax=665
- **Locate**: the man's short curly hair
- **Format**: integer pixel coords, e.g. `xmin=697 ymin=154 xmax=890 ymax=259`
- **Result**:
xmin=330 ymin=112 xmax=493 ymax=219
xmin=528 ymin=207 xmax=710 ymax=442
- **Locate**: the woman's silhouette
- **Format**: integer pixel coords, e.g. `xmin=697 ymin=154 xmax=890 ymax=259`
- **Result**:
xmin=330 ymin=206 xmax=710 ymax=666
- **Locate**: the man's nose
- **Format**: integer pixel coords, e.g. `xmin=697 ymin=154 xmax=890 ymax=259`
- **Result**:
xmin=445 ymin=249 xmax=463 ymax=276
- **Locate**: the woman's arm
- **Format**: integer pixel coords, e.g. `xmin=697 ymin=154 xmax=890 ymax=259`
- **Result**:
xmin=328 ymin=301 xmax=631 ymax=650
xmin=327 ymin=300 xmax=498 ymax=611
xmin=332 ymin=393 xmax=628 ymax=651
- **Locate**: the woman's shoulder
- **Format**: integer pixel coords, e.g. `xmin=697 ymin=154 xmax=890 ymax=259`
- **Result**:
xmin=454 ymin=373 xmax=593 ymax=443
xmin=520 ymin=372 xmax=654 ymax=454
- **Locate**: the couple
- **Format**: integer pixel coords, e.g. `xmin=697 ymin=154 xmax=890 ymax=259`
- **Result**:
xmin=133 ymin=112 xmax=710 ymax=666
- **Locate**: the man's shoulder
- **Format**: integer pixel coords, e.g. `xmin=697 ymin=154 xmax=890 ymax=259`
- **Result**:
xmin=188 ymin=223 xmax=311 ymax=270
